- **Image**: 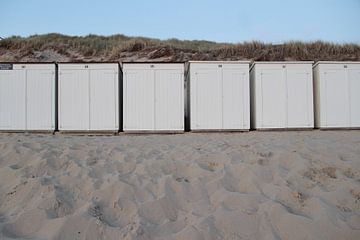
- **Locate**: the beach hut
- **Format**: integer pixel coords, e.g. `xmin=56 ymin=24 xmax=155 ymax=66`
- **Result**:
xmin=187 ymin=61 xmax=250 ymax=131
xmin=250 ymin=62 xmax=314 ymax=129
xmin=58 ymin=63 xmax=120 ymax=132
xmin=122 ymin=63 xmax=184 ymax=132
xmin=0 ymin=63 xmax=56 ymax=131
xmin=313 ymin=62 xmax=360 ymax=128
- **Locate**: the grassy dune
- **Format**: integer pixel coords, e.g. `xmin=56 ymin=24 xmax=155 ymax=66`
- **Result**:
xmin=0 ymin=33 xmax=360 ymax=62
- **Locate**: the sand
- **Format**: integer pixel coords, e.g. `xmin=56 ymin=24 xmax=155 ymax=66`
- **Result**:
xmin=0 ymin=131 xmax=359 ymax=240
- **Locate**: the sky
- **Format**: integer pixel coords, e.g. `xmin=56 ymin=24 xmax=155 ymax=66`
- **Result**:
xmin=1 ymin=0 xmax=360 ymax=43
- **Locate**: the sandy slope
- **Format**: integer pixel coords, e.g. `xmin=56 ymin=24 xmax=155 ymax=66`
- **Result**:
xmin=0 ymin=131 xmax=359 ymax=240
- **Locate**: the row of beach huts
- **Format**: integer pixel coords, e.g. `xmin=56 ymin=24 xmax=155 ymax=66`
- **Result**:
xmin=0 ymin=61 xmax=359 ymax=133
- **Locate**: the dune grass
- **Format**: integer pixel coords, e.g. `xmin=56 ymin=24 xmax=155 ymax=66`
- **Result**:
xmin=1 ymin=33 xmax=359 ymax=61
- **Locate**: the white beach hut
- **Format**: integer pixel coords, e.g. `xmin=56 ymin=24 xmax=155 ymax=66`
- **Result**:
xmin=313 ymin=62 xmax=360 ymax=128
xmin=58 ymin=63 xmax=119 ymax=132
xmin=250 ymin=62 xmax=314 ymax=129
xmin=122 ymin=63 xmax=184 ymax=132
xmin=187 ymin=61 xmax=250 ymax=131
xmin=0 ymin=63 xmax=56 ymax=131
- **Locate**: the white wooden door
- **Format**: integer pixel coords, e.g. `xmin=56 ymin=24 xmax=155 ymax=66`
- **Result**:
xmin=26 ymin=69 xmax=55 ymax=130
xmin=89 ymin=69 xmax=118 ymax=130
xmin=348 ymin=68 xmax=360 ymax=127
xmin=222 ymin=68 xmax=248 ymax=129
xmin=191 ymin=68 xmax=222 ymax=129
xmin=260 ymin=69 xmax=286 ymax=128
xmin=0 ymin=69 xmax=26 ymax=130
xmin=124 ymin=69 xmax=155 ymax=131
xmin=286 ymin=68 xmax=313 ymax=127
xmin=323 ymin=70 xmax=349 ymax=127
xmin=155 ymin=69 xmax=183 ymax=130
xmin=59 ymin=70 xmax=89 ymax=130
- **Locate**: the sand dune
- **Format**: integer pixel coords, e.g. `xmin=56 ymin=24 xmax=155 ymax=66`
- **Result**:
xmin=0 ymin=131 xmax=359 ymax=239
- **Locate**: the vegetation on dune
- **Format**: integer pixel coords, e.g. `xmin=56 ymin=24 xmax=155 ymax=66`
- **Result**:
xmin=0 ymin=33 xmax=224 ymax=57
xmin=0 ymin=33 xmax=359 ymax=62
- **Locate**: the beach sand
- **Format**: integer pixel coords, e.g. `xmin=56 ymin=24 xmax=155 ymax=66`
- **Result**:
xmin=0 ymin=131 xmax=359 ymax=240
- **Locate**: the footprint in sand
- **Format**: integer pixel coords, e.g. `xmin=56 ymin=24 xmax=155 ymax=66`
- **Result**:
xmin=0 ymin=214 xmax=7 ymax=223
xmin=86 ymin=156 xmax=98 ymax=166
xmin=9 ymin=164 xmax=22 ymax=170
xmin=258 ymin=151 xmax=273 ymax=158
xmin=1 ymin=209 xmax=47 ymax=238
xmin=257 ymin=158 xmax=269 ymax=166
xmin=197 ymin=154 xmax=226 ymax=172
xmin=343 ymin=168 xmax=356 ymax=179
xmin=88 ymin=204 xmax=121 ymax=228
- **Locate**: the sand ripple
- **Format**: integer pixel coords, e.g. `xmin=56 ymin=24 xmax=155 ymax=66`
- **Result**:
xmin=0 ymin=131 xmax=359 ymax=239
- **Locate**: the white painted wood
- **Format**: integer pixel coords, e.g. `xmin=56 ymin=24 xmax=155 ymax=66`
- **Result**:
xmin=0 ymin=69 xmax=26 ymax=130
xmin=123 ymin=69 xmax=155 ymax=131
xmin=349 ymin=67 xmax=360 ymax=127
xmin=222 ymin=67 xmax=249 ymax=129
xmin=313 ymin=62 xmax=360 ymax=128
xmin=123 ymin=63 xmax=184 ymax=132
xmin=191 ymin=68 xmax=222 ymax=129
xmin=189 ymin=62 xmax=250 ymax=130
xmin=58 ymin=63 xmax=119 ymax=131
xmin=0 ymin=64 xmax=55 ymax=131
xmin=89 ymin=69 xmax=119 ymax=130
xmin=26 ymin=68 xmax=55 ymax=130
xmin=59 ymin=69 xmax=89 ymax=130
xmin=260 ymin=68 xmax=286 ymax=128
xmin=286 ymin=66 xmax=313 ymax=128
xmin=155 ymin=69 xmax=184 ymax=130
xmin=250 ymin=62 xmax=314 ymax=129
xmin=324 ymin=69 xmax=348 ymax=127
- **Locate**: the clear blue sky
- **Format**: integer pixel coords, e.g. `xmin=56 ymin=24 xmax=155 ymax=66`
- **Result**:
xmin=1 ymin=0 xmax=359 ymax=43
